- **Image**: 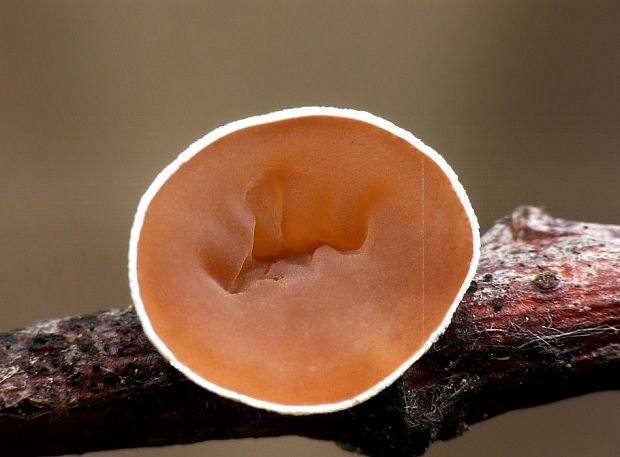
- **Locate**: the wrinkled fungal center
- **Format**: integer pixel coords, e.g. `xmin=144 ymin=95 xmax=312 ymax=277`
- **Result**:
xmin=221 ymin=166 xmax=384 ymax=293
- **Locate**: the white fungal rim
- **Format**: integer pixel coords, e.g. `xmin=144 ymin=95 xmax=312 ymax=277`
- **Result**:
xmin=128 ymin=106 xmax=480 ymax=415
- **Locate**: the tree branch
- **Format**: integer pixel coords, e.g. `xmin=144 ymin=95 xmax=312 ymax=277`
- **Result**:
xmin=1 ymin=206 xmax=619 ymax=456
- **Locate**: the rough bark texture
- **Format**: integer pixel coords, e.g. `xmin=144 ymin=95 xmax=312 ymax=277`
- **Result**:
xmin=0 ymin=207 xmax=619 ymax=457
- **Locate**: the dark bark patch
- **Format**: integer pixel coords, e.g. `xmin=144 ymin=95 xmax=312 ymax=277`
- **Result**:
xmin=30 ymin=334 xmax=68 ymax=351
xmin=491 ymin=298 xmax=504 ymax=312
xmin=532 ymin=272 xmax=560 ymax=291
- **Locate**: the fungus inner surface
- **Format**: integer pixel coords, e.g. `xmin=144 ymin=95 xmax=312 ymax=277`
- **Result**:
xmin=137 ymin=115 xmax=474 ymax=406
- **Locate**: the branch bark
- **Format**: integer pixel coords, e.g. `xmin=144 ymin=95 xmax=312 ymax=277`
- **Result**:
xmin=1 ymin=207 xmax=619 ymax=457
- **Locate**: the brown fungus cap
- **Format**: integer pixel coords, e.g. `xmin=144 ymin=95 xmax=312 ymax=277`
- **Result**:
xmin=129 ymin=107 xmax=480 ymax=414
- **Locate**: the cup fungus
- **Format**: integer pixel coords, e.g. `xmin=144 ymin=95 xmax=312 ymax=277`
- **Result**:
xmin=129 ymin=107 xmax=480 ymax=414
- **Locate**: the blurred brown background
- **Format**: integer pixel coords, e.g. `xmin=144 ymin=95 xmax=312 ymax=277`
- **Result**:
xmin=1 ymin=1 xmax=619 ymax=456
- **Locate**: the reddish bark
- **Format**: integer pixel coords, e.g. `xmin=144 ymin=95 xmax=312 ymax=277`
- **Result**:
xmin=0 ymin=207 xmax=618 ymax=456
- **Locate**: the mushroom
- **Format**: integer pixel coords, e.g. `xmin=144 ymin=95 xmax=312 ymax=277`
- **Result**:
xmin=129 ymin=107 xmax=480 ymax=414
